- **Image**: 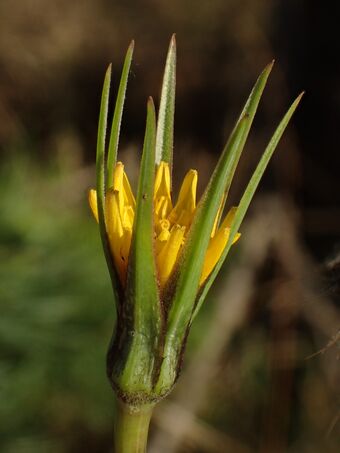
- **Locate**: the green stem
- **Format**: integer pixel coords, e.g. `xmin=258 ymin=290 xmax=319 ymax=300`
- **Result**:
xmin=114 ymin=400 xmax=154 ymax=453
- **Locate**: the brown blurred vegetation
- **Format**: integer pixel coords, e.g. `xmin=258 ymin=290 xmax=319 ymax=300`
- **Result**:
xmin=0 ymin=0 xmax=339 ymax=452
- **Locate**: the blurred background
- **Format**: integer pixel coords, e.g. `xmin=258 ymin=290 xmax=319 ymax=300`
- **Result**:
xmin=0 ymin=0 xmax=339 ymax=452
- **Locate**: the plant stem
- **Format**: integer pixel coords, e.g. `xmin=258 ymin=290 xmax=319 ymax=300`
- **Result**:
xmin=114 ymin=400 xmax=154 ymax=453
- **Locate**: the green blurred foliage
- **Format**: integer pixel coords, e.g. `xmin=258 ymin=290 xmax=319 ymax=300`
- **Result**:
xmin=0 ymin=154 xmax=117 ymax=452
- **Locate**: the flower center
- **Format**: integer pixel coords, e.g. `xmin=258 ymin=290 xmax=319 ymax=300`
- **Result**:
xmin=88 ymin=161 xmax=240 ymax=288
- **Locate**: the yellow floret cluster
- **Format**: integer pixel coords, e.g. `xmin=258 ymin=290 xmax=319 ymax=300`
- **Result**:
xmin=89 ymin=161 xmax=240 ymax=288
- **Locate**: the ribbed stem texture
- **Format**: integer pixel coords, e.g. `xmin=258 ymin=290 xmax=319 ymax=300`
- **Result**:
xmin=114 ymin=401 xmax=154 ymax=453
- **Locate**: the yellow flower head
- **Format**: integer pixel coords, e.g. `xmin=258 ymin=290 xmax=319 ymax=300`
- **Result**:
xmin=89 ymin=161 xmax=240 ymax=288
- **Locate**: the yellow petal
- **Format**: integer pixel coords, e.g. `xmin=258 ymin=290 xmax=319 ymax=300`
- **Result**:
xmin=154 ymin=162 xmax=172 ymax=218
xmin=169 ymin=169 xmax=197 ymax=227
xmin=106 ymin=189 xmax=124 ymax=239
xmin=157 ymin=224 xmax=185 ymax=287
xmin=113 ymin=162 xmax=125 ymax=214
xmin=105 ymin=189 xmax=132 ymax=285
xmin=123 ymin=171 xmax=136 ymax=208
xmin=122 ymin=205 xmax=134 ymax=231
xmin=155 ymin=196 xmax=170 ymax=221
xmin=88 ymin=189 xmax=99 ymax=222
xmin=105 ymin=189 xmax=124 ymax=281
xmin=220 ymin=206 xmax=237 ymax=229
xmin=119 ymin=228 xmax=132 ymax=283
xmin=200 ymin=207 xmax=240 ymax=285
xmin=155 ymin=219 xmax=171 ymax=255
xmin=210 ymin=199 xmax=225 ymax=238
xmin=155 ymin=217 xmax=170 ymax=236
xmin=113 ymin=162 xmax=124 ymax=190
xmin=88 ymin=163 xmax=135 ymax=287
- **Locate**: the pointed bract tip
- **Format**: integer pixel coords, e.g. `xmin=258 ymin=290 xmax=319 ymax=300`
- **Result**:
xmin=264 ymin=59 xmax=275 ymax=73
xmin=147 ymin=96 xmax=155 ymax=108
xmin=170 ymin=33 xmax=176 ymax=46
xmin=292 ymin=91 xmax=305 ymax=107
xmin=129 ymin=39 xmax=135 ymax=50
xmin=104 ymin=64 xmax=112 ymax=82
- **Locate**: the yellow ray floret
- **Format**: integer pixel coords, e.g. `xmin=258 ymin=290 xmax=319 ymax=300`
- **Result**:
xmin=156 ymin=224 xmax=186 ymax=287
xmin=168 ymin=169 xmax=197 ymax=227
xmin=89 ymin=161 xmax=240 ymax=288
xmin=88 ymin=162 xmax=135 ymax=283
xmin=88 ymin=189 xmax=99 ymax=222
xmin=154 ymin=161 xmax=172 ymax=220
xmin=200 ymin=207 xmax=240 ymax=285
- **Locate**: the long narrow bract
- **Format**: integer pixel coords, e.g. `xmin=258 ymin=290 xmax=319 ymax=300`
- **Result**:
xmin=119 ymin=98 xmax=163 ymax=393
xmin=154 ymin=69 xmax=302 ymax=394
xmin=192 ymin=91 xmax=304 ymax=320
xmin=107 ymin=41 xmax=134 ymax=187
xmin=166 ymin=62 xmax=275 ymax=337
xmin=96 ymin=64 xmax=121 ymax=303
xmin=155 ymin=35 xmax=176 ymax=170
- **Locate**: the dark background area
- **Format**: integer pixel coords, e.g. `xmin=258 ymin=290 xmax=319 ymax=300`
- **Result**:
xmin=0 ymin=1 xmax=339 ymax=452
